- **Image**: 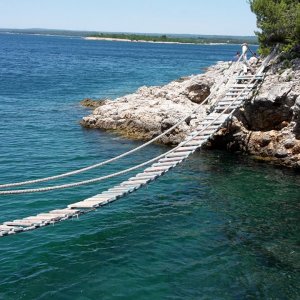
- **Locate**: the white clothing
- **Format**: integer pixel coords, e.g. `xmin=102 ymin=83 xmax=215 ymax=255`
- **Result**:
xmin=241 ymin=44 xmax=251 ymax=73
xmin=242 ymin=45 xmax=248 ymax=55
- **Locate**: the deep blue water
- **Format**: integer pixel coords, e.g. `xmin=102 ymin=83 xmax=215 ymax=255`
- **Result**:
xmin=0 ymin=33 xmax=299 ymax=300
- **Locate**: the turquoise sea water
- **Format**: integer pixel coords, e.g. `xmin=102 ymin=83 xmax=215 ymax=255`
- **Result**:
xmin=0 ymin=33 xmax=299 ymax=299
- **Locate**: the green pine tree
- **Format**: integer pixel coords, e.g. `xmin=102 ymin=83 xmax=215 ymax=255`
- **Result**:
xmin=249 ymin=0 xmax=300 ymax=54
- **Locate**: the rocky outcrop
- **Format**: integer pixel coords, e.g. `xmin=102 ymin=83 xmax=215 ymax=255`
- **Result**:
xmin=81 ymin=62 xmax=235 ymax=144
xmin=210 ymin=57 xmax=300 ymax=168
xmin=81 ymin=55 xmax=300 ymax=168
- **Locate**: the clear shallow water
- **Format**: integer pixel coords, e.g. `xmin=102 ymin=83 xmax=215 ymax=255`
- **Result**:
xmin=0 ymin=34 xmax=299 ymax=299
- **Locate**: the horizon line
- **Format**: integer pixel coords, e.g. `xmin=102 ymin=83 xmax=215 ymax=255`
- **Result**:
xmin=0 ymin=27 xmax=257 ymax=38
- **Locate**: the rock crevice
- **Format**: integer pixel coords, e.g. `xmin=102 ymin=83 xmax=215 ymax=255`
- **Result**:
xmin=210 ymin=58 xmax=300 ymax=168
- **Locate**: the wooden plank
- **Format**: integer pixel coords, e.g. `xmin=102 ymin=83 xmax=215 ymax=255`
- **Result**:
xmin=217 ymin=99 xmax=242 ymax=104
xmin=24 ymin=216 xmax=55 ymax=222
xmin=230 ymin=83 xmax=255 ymax=87
xmin=197 ymin=125 xmax=219 ymax=131
xmin=167 ymin=151 xmax=190 ymax=157
xmin=86 ymin=195 xmax=114 ymax=200
xmin=128 ymin=176 xmax=152 ymax=181
xmin=204 ymin=113 xmax=229 ymax=120
xmin=200 ymin=119 xmax=223 ymax=125
xmin=226 ymin=93 xmax=249 ymax=97
xmin=201 ymin=127 xmax=217 ymax=133
xmin=236 ymin=75 xmax=263 ymax=80
xmin=119 ymin=180 xmax=141 ymax=185
xmin=117 ymin=185 xmax=142 ymax=194
xmin=105 ymin=191 xmax=127 ymax=197
xmin=3 ymin=220 xmax=41 ymax=227
xmin=128 ymin=173 xmax=158 ymax=183
xmin=224 ymin=95 xmax=247 ymax=99
xmin=229 ymin=87 xmax=254 ymax=90
xmin=136 ymin=172 xmax=159 ymax=177
xmin=215 ymin=106 xmax=239 ymax=111
xmin=24 ymin=217 xmax=52 ymax=223
xmin=197 ymin=134 xmax=210 ymax=138
xmin=216 ymin=100 xmax=242 ymax=104
xmin=84 ymin=197 xmax=111 ymax=203
xmin=120 ymin=181 xmax=143 ymax=187
xmin=144 ymin=166 xmax=171 ymax=172
xmin=184 ymin=140 xmax=203 ymax=146
xmin=174 ymin=146 xmax=197 ymax=152
xmin=119 ymin=180 xmax=144 ymax=186
xmin=128 ymin=178 xmax=151 ymax=184
xmin=158 ymin=158 xmax=183 ymax=164
xmin=192 ymin=135 xmax=210 ymax=141
xmin=215 ymin=103 xmax=240 ymax=108
xmin=217 ymin=103 xmax=242 ymax=108
xmin=84 ymin=198 xmax=110 ymax=205
xmin=49 ymin=209 xmax=80 ymax=216
xmin=218 ymin=99 xmax=243 ymax=106
xmin=152 ymin=162 xmax=177 ymax=167
xmin=36 ymin=213 xmax=66 ymax=220
xmin=229 ymin=88 xmax=252 ymax=93
xmin=107 ymin=187 xmax=132 ymax=193
xmin=100 ymin=191 xmax=124 ymax=196
xmin=96 ymin=194 xmax=122 ymax=200
xmin=198 ymin=123 xmax=220 ymax=129
xmin=229 ymin=88 xmax=252 ymax=91
xmin=85 ymin=196 xmax=112 ymax=203
xmin=226 ymin=89 xmax=250 ymax=92
xmin=131 ymin=173 xmax=158 ymax=179
xmin=107 ymin=186 xmax=131 ymax=191
xmin=0 ymin=225 xmax=23 ymax=232
xmin=68 ymin=201 xmax=100 ymax=209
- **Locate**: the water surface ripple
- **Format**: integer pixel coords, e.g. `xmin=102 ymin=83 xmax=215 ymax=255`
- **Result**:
xmin=0 ymin=34 xmax=299 ymax=299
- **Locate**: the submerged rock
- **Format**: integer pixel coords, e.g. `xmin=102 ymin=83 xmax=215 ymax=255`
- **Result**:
xmin=80 ymin=98 xmax=109 ymax=108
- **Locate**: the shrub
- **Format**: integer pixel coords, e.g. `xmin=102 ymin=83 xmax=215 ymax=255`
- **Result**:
xmin=249 ymin=0 xmax=300 ymax=55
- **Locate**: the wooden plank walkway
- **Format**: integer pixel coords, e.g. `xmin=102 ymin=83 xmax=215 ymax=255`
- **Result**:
xmin=0 ymin=73 xmax=264 ymax=238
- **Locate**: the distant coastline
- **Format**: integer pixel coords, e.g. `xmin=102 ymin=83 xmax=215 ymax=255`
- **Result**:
xmin=0 ymin=28 xmax=258 ymax=45
xmin=84 ymin=36 xmax=225 ymax=45
xmin=86 ymin=33 xmax=257 ymax=45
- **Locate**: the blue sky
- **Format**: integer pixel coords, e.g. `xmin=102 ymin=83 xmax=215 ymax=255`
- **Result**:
xmin=0 ymin=0 xmax=257 ymax=36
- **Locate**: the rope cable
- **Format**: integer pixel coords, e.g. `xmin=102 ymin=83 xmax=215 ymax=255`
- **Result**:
xmin=0 ymin=54 xmax=269 ymax=196
xmin=0 ymin=56 xmax=243 ymax=189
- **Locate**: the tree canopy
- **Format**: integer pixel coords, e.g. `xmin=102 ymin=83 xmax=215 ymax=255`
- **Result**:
xmin=249 ymin=0 xmax=300 ymax=54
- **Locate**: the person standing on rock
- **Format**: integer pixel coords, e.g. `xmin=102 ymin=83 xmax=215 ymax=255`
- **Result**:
xmin=241 ymin=43 xmax=254 ymax=74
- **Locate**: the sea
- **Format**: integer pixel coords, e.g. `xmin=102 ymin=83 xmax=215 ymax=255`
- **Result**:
xmin=0 ymin=33 xmax=299 ymax=300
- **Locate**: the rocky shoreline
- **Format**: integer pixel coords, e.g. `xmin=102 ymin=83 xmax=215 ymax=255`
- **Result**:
xmin=81 ymin=55 xmax=300 ymax=169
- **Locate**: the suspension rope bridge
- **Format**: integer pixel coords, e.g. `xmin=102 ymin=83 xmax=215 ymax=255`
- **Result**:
xmin=0 ymin=48 xmax=277 ymax=238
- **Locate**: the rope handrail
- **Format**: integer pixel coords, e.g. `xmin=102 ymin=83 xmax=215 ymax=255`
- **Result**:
xmin=0 ymin=50 xmax=271 ymax=196
xmin=0 ymin=55 xmax=243 ymax=190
